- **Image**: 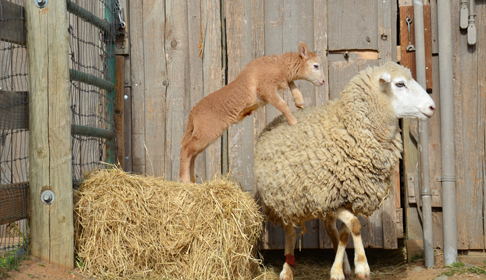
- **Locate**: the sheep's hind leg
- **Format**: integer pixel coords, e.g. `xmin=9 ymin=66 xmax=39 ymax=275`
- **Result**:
xmin=325 ymin=216 xmax=351 ymax=279
xmin=336 ymin=207 xmax=370 ymax=280
xmin=280 ymin=224 xmax=297 ymax=280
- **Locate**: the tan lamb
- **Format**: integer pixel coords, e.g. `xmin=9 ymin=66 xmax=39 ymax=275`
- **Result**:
xmin=179 ymin=42 xmax=325 ymax=183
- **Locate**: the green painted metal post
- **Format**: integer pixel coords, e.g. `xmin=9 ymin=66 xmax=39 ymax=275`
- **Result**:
xmin=105 ymin=0 xmax=116 ymax=164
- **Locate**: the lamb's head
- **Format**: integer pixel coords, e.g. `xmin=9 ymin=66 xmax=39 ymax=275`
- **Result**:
xmin=297 ymin=42 xmax=325 ymax=86
xmin=377 ymin=62 xmax=435 ymax=121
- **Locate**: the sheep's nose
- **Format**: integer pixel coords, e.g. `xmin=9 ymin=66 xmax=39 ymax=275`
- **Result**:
xmin=429 ymin=105 xmax=436 ymax=112
xmin=321 ymin=79 xmax=325 ymax=85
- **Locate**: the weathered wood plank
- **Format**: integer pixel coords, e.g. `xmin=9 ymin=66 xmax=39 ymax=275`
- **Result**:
xmin=459 ymin=8 xmax=482 ymax=250
xmin=314 ymin=0 xmax=329 ymax=106
xmin=25 ymin=0 xmax=73 ymax=268
xmin=429 ymin=0 xmax=438 ymax=54
xmin=424 ymin=5 xmax=433 ymax=91
xmin=201 ymin=0 xmax=223 ymax=182
xmin=115 ymin=55 xmax=125 ymax=169
xmin=142 ymin=0 xmax=167 ymax=177
xmin=478 ymin=1 xmax=486 ymax=250
xmin=451 ymin=0 xmax=467 ymax=250
xmin=327 ymin=0 xmax=378 ymax=51
xmin=129 ymin=0 xmax=146 ymax=174
xmin=400 ymin=6 xmax=416 ymax=78
xmin=186 ymin=0 xmax=206 ymax=182
xmin=165 ymin=0 xmax=189 ymax=181
xmin=0 ymin=0 xmax=26 ymax=45
xmin=226 ymin=0 xmax=255 ymax=192
xmin=428 ymin=56 xmax=442 ymax=207
xmin=123 ymin=88 xmax=132 ymax=171
xmin=378 ymin=0 xmax=392 ymax=64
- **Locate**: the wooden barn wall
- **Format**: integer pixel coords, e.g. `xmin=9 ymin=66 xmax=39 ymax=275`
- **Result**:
xmin=129 ymin=0 xmax=222 ymax=181
xmin=401 ymin=0 xmax=486 ymax=253
xmin=128 ymin=0 xmax=402 ymax=250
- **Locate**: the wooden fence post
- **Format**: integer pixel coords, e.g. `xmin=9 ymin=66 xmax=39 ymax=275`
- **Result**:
xmin=25 ymin=0 xmax=74 ymax=269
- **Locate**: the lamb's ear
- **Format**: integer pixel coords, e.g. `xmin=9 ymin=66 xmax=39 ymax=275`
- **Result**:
xmin=379 ymin=72 xmax=391 ymax=88
xmin=298 ymin=42 xmax=309 ymax=59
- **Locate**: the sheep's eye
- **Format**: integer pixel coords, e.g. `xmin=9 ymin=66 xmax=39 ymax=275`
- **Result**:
xmin=314 ymin=64 xmax=319 ymax=70
xmin=396 ymin=82 xmax=405 ymax=88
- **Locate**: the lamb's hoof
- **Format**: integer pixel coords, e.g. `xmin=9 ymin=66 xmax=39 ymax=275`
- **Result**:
xmin=279 ymin=263 xmax=294 ymax=280
xmin=355 ymin=262 xmax=370 ymax=280
xmin=295 ymin=103 xmax=305 ymax=109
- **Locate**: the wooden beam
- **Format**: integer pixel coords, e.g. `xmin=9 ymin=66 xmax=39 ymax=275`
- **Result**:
xmin=25 ymin=0 xmax=73 ymax=269
xmin=115 ymin=55 xmax=125 ymax=169
xmin=0 ymin=0 xmax=26 ymax=45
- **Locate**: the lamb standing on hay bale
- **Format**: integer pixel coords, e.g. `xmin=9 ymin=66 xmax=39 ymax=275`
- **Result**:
xmin=74 ymin=168 xmax=268 ymax=280
xmin=254 ymin=62 xmax=436 ymax=280
xmin=180 ymin=42 xmax=325 ymax=183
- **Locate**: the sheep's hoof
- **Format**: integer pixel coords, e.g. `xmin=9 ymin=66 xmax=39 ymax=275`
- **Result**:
xmin=295 ymin=103 xmax=305 ymax=109
xmin=355 ymin=262 xmax=370 ymax=280
xmin=279 ymin=263 xmax=294 ymax=280
xmin=330 ymin=264 xmax=345 ymax=280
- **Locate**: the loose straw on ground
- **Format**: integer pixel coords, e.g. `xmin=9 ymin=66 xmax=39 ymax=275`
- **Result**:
xmin=74 ymin=167 xmax=276 ymax=279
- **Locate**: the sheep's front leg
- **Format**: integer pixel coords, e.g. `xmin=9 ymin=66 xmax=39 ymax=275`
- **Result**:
xmin=325 ymin=216 xmax=352 ymax=279
xmin=336 ymin=207 xmax=370 ymax=280
xmin=289 ymin=82 xmax=304 ymax=108
xmin=280 ymin=224 xmax=297 ymax=280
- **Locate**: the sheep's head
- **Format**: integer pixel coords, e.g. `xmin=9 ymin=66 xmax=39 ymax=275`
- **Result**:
xmin=378 ymin=62 xmax=435 ymax=121
xmin=298 ymin=42 xmax=325 ymax=86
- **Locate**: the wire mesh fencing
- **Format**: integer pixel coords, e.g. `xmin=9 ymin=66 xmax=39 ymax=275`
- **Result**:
xmin=0 ymin=0 xmax=118 ymax=271
xmin=0 ymin=0 xmax=30 ymax=270
xmin=68 ymin=0 xmax=117 ymax=185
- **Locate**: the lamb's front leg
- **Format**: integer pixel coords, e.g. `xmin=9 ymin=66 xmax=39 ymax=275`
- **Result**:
xmin=265 ymin=89 xmax=298 ymax=126
xmin=289 ymin=81 xmax=304 ymax=108
xmin=336 ymin=207 xmax=370 ymax=280
xmin=280 ymin=224 xmax=297 ymax=280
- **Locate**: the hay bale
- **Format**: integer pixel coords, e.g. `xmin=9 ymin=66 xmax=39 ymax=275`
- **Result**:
xmin=74 ymin=168 xmax=267 ymax=279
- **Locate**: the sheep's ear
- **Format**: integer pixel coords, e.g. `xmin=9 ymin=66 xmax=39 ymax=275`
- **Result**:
xmin=379 ymin=72 xmax=391 ymax=85
xmin=298 ymin=42 xmax=309 ymax=59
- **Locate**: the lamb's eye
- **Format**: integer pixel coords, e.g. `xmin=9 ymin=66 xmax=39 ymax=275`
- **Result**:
xmin=314 ymin=64 xmax=319 ymax=70
xmin=396 ymin=82 xmax=405 ymax=88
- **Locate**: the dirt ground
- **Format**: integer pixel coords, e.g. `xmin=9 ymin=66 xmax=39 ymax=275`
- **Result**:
xmin=2 ymin=249 xmax=485 ymax=279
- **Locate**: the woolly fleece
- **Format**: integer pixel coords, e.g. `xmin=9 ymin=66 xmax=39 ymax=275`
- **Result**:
xmin=255 ymin=62 xmax=406 ymax=228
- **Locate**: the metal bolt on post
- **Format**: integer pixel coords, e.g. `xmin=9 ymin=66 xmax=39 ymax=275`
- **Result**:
xmin=34 ymin=0 xmax=48 ymax=8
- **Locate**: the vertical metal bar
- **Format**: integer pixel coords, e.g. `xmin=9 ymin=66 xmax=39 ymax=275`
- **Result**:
xmin=414 ymin=0 xmax=434 ymax=268
xmin=437 ymin=0 xmax=458 ymax=266
xmin=106 ymin=0 xmax=116 ymax=164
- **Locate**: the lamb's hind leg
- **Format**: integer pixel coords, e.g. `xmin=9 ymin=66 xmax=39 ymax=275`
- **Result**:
xmin=280 ymin=224 xmax=297 ymax=280
xmin=336 ymin=207 xmax=370 ymax=280
xmin=325 ymin=216 xmax=351 ymax=279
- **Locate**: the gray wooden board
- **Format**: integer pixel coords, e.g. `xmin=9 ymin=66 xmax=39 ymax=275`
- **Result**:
xmin=226 ymin=0 xmax=256 ymax=193
xmin=165 ymin=0 xmax=189 ymax=181
xmin=201 ymin=0 xmax=223 ymax=182
xmin=327 ymin=0 xmax=378 ymax=51
xmin=429 ymin=56 xmax=442 ymax=207
xmin=187 ymin=0 xmax=206 ymax=182
xmin=129 ymin=0 xmax=146 ymax=174
xmin=479 ymin=1 xmax=486 ymax=250
xmin=124 ymin=87 xmax=132 ymax=172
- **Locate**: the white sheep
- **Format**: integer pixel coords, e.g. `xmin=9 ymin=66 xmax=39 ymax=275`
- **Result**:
xmin=254 ymin=62 xmax=436 ymax=280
